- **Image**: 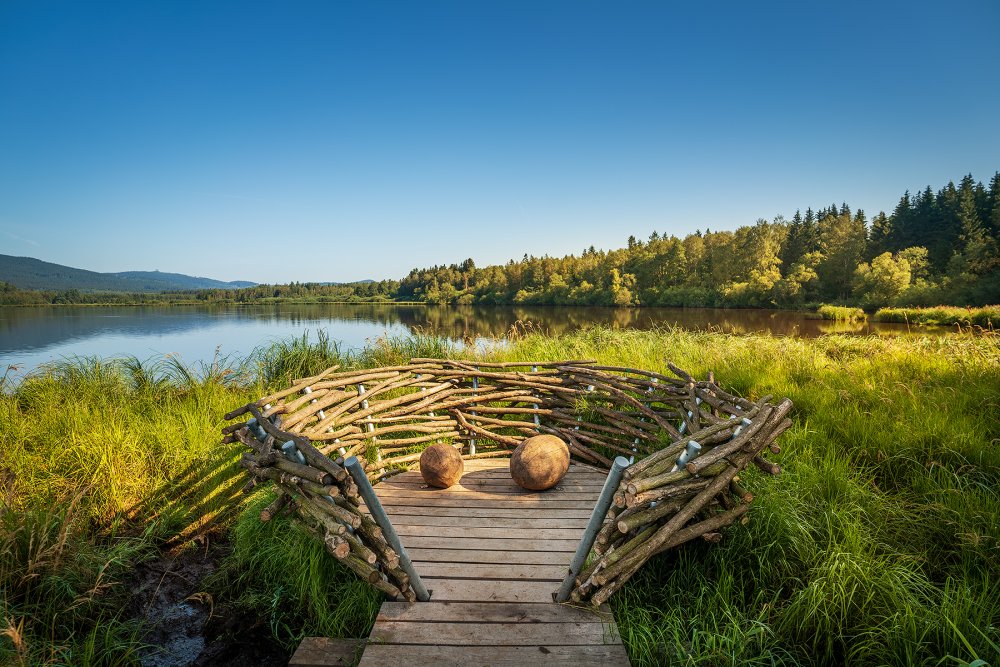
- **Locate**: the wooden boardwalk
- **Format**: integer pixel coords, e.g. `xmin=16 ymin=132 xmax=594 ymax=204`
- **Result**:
xmin=356 ymin=458 xmax=630 ymax=666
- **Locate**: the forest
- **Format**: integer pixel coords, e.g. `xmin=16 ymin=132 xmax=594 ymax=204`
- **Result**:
xmin=2 ymin=172 xmax=997 ymax=309
xmin=395 ymin=172 xmax=999 ymax=309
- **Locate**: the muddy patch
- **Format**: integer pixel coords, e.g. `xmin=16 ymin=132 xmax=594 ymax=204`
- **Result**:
xmin=128 ymin=540 xmax=287 ymax=667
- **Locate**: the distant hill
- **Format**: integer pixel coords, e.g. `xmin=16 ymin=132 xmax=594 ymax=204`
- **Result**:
xmin=314 ymin=280 xmax=376 ymax=286
xmin=0 ymin=254 xmax=256 ymax=292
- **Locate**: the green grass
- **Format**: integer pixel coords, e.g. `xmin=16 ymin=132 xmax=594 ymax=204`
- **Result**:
xmin=0 ymin=354 xmax=260 ymax=665
xmin=816 ymin=304 xmax=868 ymax=322
xmin=874 ymin=305 xmax=1000 ymax=328
xmin=2 ymin=328 xmax=999 ymax=665
xmin=499 ymin=327 xmax=1000 ymax=666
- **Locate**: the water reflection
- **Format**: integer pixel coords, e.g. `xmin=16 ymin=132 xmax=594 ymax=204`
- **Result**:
xmin=0 ymin=303 xmax=925 ymax=376
xmin=404 ymin=305 xmax=907 ymax=339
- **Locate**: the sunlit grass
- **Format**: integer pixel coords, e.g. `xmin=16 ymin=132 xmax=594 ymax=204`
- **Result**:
xmin=874 ymin=305 xmax=1000 ymax=328
xmin=503 ymin=327 xmax=1000 ymax=666
xmin=211 ymin=491 xmax=382 ymax=650
xmin=1 ymin=328 xmax=998 ymax=664
xmin=815 ymin=304 xmax=867 ymax=321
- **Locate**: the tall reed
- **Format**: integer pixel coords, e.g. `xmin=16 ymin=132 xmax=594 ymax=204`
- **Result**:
xmin=874 ymin=305 xmax=999 ymax=328
xmin=816 ymin=304 xmax=867 ymax=321
xmin=2 ymin=328 xmax=997 ymax=665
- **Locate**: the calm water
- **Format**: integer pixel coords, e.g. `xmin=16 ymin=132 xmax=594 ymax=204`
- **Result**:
xmin=0 ymin=303 xmax=924 ymax=378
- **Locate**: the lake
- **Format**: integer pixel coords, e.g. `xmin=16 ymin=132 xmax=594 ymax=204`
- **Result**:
xmin=0 ymin=303 xmax=930 ymax=379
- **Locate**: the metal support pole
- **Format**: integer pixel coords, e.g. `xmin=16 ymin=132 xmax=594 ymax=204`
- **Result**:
xmin=281 ymin=440 xmax=307 ymax=465
xmin=678 ymin=396 xmax=703 ymax=436
xmin=469 ymin=371 xmax=478 ymax=455
xmin=358 ymin=384 xmax=384 ymax=476
xmin=555 ymin=455 xmax=630 ymax=603
xmin=247 ymin=417 xmax=267 ymax=442
xmin=344 ymin=456 xmax=430 ymax=602
xmin=671 ymin=440 xmax=701 ymax=472
xmin=531 ymin=366 xmax=541 ymax=428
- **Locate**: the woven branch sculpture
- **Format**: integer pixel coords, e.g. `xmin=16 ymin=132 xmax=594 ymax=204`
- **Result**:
xmin=222 ymin=359 xmax=791 ymax=606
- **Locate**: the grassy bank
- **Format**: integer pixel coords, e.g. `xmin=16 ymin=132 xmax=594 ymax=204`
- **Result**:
xmin=814 ymin=304 xmax=867 ymax=322
xmin=2 ymin=329 xmax=999 ymax=665
xmin=874 ymin=305 xmax=999 ymax=328
xmin=510 ymin=328 xmax=1000 ymax=665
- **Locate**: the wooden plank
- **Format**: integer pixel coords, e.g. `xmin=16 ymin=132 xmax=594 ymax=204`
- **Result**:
xmin=359 ymin=643 xmax=630 ymax=667
xmin=394 ymin=525 xmax=585 ymax=540
xmin=386 ymin=479 xmax=605 ymax=492
xmin=357 ymin=452 xmax=630 ymax=667
xmin=386 ymin=479 xmax=605 ymax=490
xmin=379 ymin=505 xmax=594 ymax=519
xmin=377 ymin=497 xmax=588 ymax=509
xmin=406 ymin=548 xmax=572 ymax=565
xmin=288 ymin=637 xmax=364 ymax=666
xmin=423 ymin=578 xmax=559 ymax=603
xmin=402 ymin=466 xmax=600 ymax=477
xmin=375 ymin=488 xmax=600 ymax=500
xmin=568 ymin=460 xmax=616 ymax=475
xmin=368 ymin=620 xmax=620 ymax=646
xmin=377 ymin=483 xmax=600 ymax=493
xmin=377 ymin=514 xmax=589 ymax=529
xmin=413 ymin=563 xmax=568 ymax=580
xmin=390 ymin=468 xmax=602 ymax=480
xmin=388 ymin=482 xmax=600 ymax=492
xmin=411 ymin=467 xmax=602 ymax=478
xmin=388 ymin=467 xmax=601 ymax=478
xmin=376 ymin=601 xmax=613 ymax=623
xmin=401 ymin=536 xmax=579 ymax=551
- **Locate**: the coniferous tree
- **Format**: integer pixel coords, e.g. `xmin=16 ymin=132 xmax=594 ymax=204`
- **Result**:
xmin=887 ymin=190 xmax=913 ymax=251
xmin=929 ymin=181 xmax=961 ymax=272
xmin=780 ymin=210 xmax=806 ymax=270
xmin=869 ymin=211 xmax=892 ymax=258
xmin=986 ymin=172 xmax=1000 ymax=237
xmin=958 ymin=185 xmax=985 ymax=244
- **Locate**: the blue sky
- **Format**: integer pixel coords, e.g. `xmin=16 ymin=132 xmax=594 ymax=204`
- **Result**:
xmin=1 ymin=1 xmax=998 ymax=284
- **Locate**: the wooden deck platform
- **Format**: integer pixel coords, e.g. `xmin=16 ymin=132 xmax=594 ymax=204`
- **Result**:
xmin=356 ymin=458 xmax=630 ymax=666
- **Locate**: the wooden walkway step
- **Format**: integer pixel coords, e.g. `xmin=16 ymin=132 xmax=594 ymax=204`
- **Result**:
xmin=356 ymin=458 xmax=630 ymax=666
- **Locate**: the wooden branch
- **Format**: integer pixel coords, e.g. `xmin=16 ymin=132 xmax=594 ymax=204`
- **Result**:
xmin=752 ymin=455 xmax=781 ymax=475
xmin=684 ymin=404 xmax=775 ymax=474
xmin=259 ymin=493 xmax=289 ymax=522
xmin=587 ymin=503 xmax=751 ymax=605
xmin=255 ymin=365 xmax=342 ymax=408
xmin=617 ymin=498 xmax=688 ymax=534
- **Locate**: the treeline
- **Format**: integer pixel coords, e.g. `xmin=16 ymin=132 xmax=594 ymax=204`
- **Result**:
xmin=2 ymin=172 xmax=997 ymax=309
xmin=397 ymin=172 xmax=999 ymax=308
xmin=0 ymin=280 xmax=401 ymax=306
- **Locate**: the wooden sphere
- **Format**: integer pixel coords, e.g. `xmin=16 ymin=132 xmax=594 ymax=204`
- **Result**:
xmin=510 ymin=435 xmax=570 ymax=491
xmin=419 ymin=443 xmax=464 ymax=488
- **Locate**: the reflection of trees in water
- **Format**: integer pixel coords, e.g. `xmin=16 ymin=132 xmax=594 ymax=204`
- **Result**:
xmin=2 ymin=304 xmax=919 ymax=360
xmin=261 ymin=303 xmax=916 ymax=340
xmin=816 ymin=321 xmax=868 ymax=335
xmin=387 ymin=305 xmax=880 ymax=339
xmin=392 ymin=306 xmax=667 ymax=340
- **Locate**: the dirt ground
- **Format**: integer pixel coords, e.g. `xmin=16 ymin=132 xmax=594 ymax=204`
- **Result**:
xmin=127 ymin=539 xmax=288 ymax=667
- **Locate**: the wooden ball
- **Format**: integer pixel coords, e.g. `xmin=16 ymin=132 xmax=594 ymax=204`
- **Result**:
xmin=510 ymin=435 xmax=570 ymax=491
xmin=419 ymin=443 xmax=464 ymax=488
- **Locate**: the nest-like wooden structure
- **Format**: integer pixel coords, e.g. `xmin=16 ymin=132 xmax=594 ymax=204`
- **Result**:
xmin=223 ymin=359 xmax=791 ymax=605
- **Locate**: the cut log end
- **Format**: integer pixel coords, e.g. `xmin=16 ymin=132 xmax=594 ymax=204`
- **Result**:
xmin=752 ymin=455 xmax=781 ymax=475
